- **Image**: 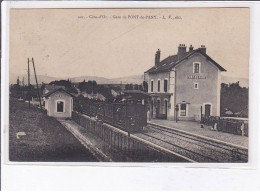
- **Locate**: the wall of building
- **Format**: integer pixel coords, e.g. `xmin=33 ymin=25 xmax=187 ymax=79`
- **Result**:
xmin=147 ymin=71 xmax=170 ymax=93
xmin=147 ymin=71 xmax=175 ymax=119
xmin=46 ymin=91 xmax=72 ymax=118
xmin=174 ymin=53 xmax=220 ymax=120
xmin=168 ymin=70 xmax=176 ymax=120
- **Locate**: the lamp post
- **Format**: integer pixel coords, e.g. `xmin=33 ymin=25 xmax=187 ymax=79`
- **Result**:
xmin=175 ymin=105 xmax=179 ymax=123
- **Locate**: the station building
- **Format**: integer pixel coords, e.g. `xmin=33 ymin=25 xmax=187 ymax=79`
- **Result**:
xmin=144 ymin=44 xmax=226 ymax=121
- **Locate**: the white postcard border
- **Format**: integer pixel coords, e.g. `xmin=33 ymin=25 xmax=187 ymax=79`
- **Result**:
xmin=1 ymin=1 xmax=260 ymax=190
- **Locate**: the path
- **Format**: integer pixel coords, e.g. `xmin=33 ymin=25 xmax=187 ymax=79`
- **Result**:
xmin=150 ymin=119 xmax=248 ymax=148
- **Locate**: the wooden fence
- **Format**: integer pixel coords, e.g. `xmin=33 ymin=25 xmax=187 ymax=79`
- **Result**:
xmin=72 ymin=111 xmax=191 ymax=162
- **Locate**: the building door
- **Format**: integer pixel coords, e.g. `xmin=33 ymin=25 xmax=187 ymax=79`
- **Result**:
xmin=156 ymin=100 xmax=160 ymax=118
xmin=164 ymin=100 xmax=168 ymax=119
xmin=205 ymin=104 xmax=211 ymax=117
xmin=151 ymin=100 xmax=154 ymax=116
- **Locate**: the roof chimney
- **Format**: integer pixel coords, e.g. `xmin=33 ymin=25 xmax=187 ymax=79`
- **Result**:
xmin=189 ymin=45 xmax=194 ymax=52
xmin=155 ymin=49 xmax=161 ymax=67
xmin=199 ymin=45 xmax=206 ymax=54
xmin=178 ymin=44 xmax=187 ymax=59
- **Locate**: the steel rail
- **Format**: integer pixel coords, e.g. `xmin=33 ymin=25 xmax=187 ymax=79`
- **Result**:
xmin=148 ymin=124 xmax=248 ymax=157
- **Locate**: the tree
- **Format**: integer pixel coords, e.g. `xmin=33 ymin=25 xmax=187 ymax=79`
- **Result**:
xmin=138 ymin=84 xmax=144 ymax=91
xmin=92 ymin=81 xmax=98 ymax=94
xmin=97 ymin=85 xmax=105 ymax=94
xmin=143 ymin=81 xmax=148 ymax=92
xmin=125 ymin=84 xmax=129 ymax=90
xmin=221 ymin=81 xmax=248 ymax=117
xmin=129 ymin=84 xmax=133 ymax=90
xmin=78 ymin=80 xmax=86 ymax=91
xmin=49 ymin=79 xmax=71 ymax=88
xmin=40 ymin=83 xmax=46 ymax=91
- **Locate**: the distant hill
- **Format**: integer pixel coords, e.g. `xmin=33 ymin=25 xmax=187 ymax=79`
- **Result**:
xmin=10 ymin=73 xmax=248 ymax=88
xmin=70 ymin=76 xmax=110 ymax=84
xmin=10 ymin=74 xmax=145 ymax=85
xmin=9 ymin=73 xmax=63 ymax=85
xmin=109 ymin=74 xmax=144 ymax=84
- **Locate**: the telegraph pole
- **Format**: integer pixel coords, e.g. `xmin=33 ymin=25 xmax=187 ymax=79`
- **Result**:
xmin=27 ymin=58 xmax=31 ymax=108
xmin=32 ymin=58 xmax=42 ymax=109
xmin=22 ymin=77 xmax=25 ymax=100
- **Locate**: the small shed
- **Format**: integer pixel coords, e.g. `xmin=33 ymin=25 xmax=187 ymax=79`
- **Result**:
xmin=42 ymin=88 xmax=74 ymax=118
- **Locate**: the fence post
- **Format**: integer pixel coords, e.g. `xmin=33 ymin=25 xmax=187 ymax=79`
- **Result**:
xmin=105 ymin=127 xmax=107 ymax=143
xmin=123 ymin=135 xmax=127 ymax=155
xmin=240 ymin=123 xmax=245 ymax=136
xmin=102 ymin=125 xmax=104 ymax=140
xmin=120 ymin=133 xmax=123 ymax=151
xmin=101 ymin=124 xmax=103 ymax=140
xmin=110 ymin=129 xmax=112 ymax=147
xmin=117 ymin=132 xmax=119 ymax=150
xmin=115 ymin=132 xmax=118 ymax=149
xmin=118 ymin=133 xmax=120 ymax=150
xmin=132 ymin=140 xmax=135 ymax=158
xmin=127 ymin=135 xmax=130 ymax=155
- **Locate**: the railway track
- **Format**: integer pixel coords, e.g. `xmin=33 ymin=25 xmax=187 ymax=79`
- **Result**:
xmin=137 ymin=123 xmax=248 ymax=162
xmin=79 ymin=111 xmax=248 ymax=162
xmin=75 ymin=111 xmax=195 ymax=162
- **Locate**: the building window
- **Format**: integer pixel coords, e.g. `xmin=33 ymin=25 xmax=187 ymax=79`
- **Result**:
xmin=57 ymin=101 xmax=64 ymax=112
xmin=194 ymin=83 xmax=199 ymax=89
xmin=193 ymin=62 xmax=200 ymax=73
xmin=151 ymin=80 xmax=154 ymax=92
xmin=180 ymin=104 xmax=187 ymax=116
xmin=164 ymin=79 xmax=168 ymax=92
xmin=158 ymin=80 xmax=160 ymax=92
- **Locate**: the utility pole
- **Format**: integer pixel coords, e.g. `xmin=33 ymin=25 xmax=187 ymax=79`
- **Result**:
xmin=32 ymin=58 xmax=42 ymax=109
xmin=22 ymin=77 xmax=25 ymax=100
xmin=17 ymin=76 xmax=21 ymax=99
xmin=27 ymin=58 xmax=31 ymax=108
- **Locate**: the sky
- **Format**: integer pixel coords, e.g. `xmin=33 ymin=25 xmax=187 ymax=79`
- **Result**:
xmin=10 ymin=8 xmax=249 ymax=79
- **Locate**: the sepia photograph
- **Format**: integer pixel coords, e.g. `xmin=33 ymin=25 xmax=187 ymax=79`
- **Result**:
xmin=8 ymin=8 xmax=249 ymax=163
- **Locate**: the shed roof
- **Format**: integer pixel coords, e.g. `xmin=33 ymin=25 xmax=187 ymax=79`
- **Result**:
xmin=42 ymin=88 xmax=75 ymax=98
xmin=123 ymin=90 xmax=151 ymax=99
xmin=145 ymin=49 xmax=226 ymax=73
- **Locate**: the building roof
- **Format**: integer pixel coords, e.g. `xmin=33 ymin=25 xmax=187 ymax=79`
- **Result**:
xmin=123 ymin=90 xmax=151 ymax=96
xmin=123 ymin=90 xmax=151 ymax=100
xmin=145 ymin=49 xmax=226 ymax=73
xmin=42 ymin=88 xmax=75 ymax=98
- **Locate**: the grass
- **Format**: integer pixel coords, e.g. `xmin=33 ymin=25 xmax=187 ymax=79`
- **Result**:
xmin=9 ymin=98 xmax=98 ymax=162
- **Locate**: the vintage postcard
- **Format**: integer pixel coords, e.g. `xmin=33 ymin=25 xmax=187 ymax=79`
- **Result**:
xmin=6 ymin=7 xmax=249 ymax=164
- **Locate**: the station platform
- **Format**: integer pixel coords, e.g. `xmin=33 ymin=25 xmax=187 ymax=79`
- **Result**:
xmin=149 ymin=119 xmax=248 ymax=148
